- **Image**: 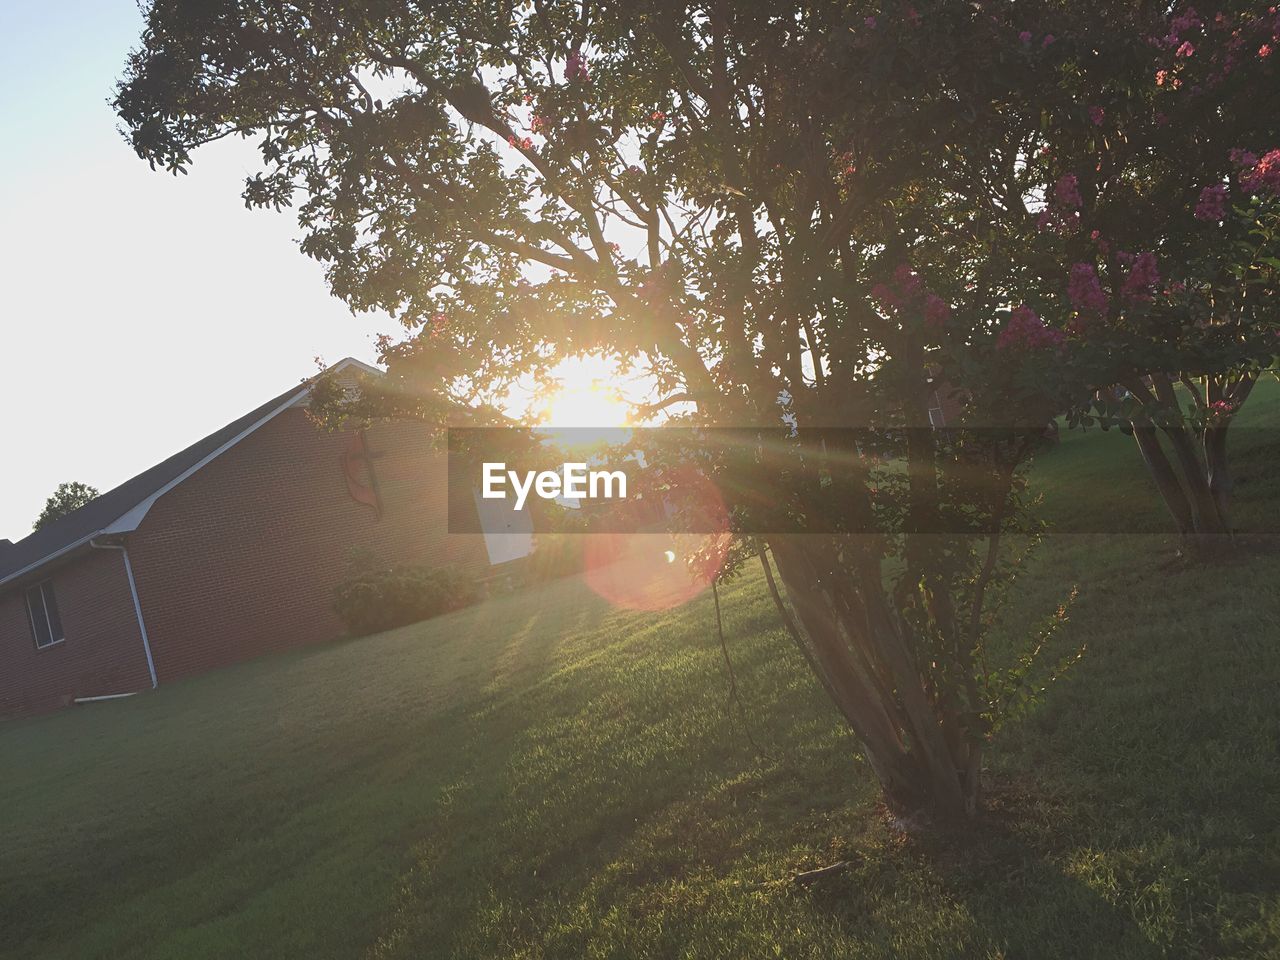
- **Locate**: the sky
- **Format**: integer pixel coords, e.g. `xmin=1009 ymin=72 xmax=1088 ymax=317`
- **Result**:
xmin=0 ymin=2 xmax=385 ymax=541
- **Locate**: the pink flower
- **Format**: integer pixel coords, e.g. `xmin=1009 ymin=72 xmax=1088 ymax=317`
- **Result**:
xmin=1019 ymin=30 xmax=1032 ymax=44
xmin=871 ymin=264 xmax=946 ymax=323
xmin=1042 ymin=34 xmax=1055 ymax=47
xmin=1262 ymin=44 xmax=1274 ymax=58
xmin=1229 ymin=147 xmax=1259 ymax=169
xmin=1055 ymin=173 xmax=1083 ymax=209
xmin=1039 ymin=174 xmax=1084 ymax=233
xmin=1121 ymin=252 xmax=1160 ymax=302
xmin=1170 ymin=7 xmax=1202 ymax=35
xmin=530 ymin=113 xmax=550 ymax=134
xmin=1240 ymin=149 xmax=1280 ymax=195
xmin=1208 ymin=399 xmax=1238 ymax=422
xmin=997 ymin=305 xmax=1066 ymax=351
xmin=566 ymin=48 xmax=589 ymax=83
xmin=865 ymin=15 xmax=877 ymax=28
xmin=650 ymin=110 xmax=666 ymax=122
xmin=1194 ymin=183 xmax=1229 ymax=221
xmin=1156 ymin=69 xmax=1170 ymax=86
xmin=1089 ymin=105 xmax=1106 ymax=126
xmin=1177 ymin=40 xmax=1196 ymax=57
xmin=1068 ymin=263 xmax=1109 ymax=316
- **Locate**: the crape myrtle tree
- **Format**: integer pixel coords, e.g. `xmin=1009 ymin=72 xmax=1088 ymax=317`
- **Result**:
xmin=116 ymin=0 xmax=1078 ymax=818
xmin=1002 ymin=2 xmax=1280 ymax=540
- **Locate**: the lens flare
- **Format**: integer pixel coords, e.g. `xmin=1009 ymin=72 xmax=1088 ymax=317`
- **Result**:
xmin=582 ymin=469 xmax=730 ymax=611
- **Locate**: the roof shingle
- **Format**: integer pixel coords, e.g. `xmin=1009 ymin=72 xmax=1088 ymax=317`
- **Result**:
xmin=0 ymin=380 xmax=310 ymax=585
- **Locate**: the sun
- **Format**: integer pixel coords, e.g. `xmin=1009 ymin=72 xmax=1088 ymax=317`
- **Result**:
xmin=541 ymin=382 xmax=632 ymax=429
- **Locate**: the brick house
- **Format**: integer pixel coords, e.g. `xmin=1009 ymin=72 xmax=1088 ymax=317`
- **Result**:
xmin=0 ymin=359 xmax=491 ymax=717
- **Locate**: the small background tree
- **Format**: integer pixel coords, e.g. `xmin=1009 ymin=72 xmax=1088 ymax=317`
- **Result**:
xmin=33 ymin=481 xmax=100 ymax=532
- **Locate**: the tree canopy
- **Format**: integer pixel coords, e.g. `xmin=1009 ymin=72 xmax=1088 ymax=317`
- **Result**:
xmin=115 ymin=0 xmax=1278 ymax=817
xmin=34 ymin=481 xmax=100 ymax=532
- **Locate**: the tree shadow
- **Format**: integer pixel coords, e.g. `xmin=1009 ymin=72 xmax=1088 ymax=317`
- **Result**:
xmin=357 ymin=543 xmax=1280 ymax=959
xmin=800 ymin=779 xmax=1165 ymax=960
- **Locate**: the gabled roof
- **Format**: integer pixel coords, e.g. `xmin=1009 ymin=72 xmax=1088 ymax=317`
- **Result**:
xmin=0 ymin=358 xmax=380 ymax=588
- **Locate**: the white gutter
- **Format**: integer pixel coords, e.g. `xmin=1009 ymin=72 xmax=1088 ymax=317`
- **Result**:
xmin=0 ymin=385 xmax=317 ymax=590
xmin=0 ymin=358 xmax=383 ymax=591
xmin=0 ymin=533 xmax=98 ymax=591
xmin=98 ymin=384 xmax=313 ymax=536
xmin=73 ymin=692 xmax=138 ymax=704
xmin=90 ymin=539 xmax=158 ymax=690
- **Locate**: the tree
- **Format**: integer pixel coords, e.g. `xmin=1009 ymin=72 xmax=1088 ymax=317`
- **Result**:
xmin=116 ymin=0 xmax=1081 ymax=818
xmin=993 ymin=3 xmax=1280 ymax=542
xmin=34 ymin=482 xmax=100 ymax=531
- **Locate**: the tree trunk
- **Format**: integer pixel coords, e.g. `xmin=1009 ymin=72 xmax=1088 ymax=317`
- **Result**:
xmin=1204 ymin=373 xmax=1254 ymax=525
xmin=766 ymin=534 xmax=977 ymax=819
xmin=1202 ymin=424 xmax=1232 ymax=529
xmin=1130 ymin=421 xmax=1195 ymax=537
xmin=1123 ymin=374 xmax=1234 ymax=548
xmin=1161 ymin=422 xmax=1229 ymax=537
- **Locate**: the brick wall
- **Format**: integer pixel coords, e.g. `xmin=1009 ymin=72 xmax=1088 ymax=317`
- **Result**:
xmin=126 ymin=409 xmax=487 ymax=683
xmin=0 ymin=549 xmax=150 ymax=716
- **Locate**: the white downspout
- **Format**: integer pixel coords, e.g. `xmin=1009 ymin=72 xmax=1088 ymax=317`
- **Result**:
xmin=90 ymin=538 xmax=158 ymax=689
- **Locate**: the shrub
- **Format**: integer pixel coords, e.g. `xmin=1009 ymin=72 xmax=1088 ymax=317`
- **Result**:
xmin=333 ymin=555 xmax=480 ymax=637
xmin=524 ymin=531 xmax=585 ymax=584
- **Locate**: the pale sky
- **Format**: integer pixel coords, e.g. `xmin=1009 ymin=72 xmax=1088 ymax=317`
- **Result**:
xmin=0 ymin=2 xmax=386 ymax=541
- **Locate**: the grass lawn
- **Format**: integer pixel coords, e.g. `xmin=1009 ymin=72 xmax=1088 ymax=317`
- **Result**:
xmin=2 ymin=382 xmax=1278 ymax=959
xmin=1028 ymin=377 xmax=1280 ymax=534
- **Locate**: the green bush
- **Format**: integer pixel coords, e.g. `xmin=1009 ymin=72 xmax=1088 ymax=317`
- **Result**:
xmin=524 ymin=531 xmax=585 ymax=584
xmin=333 ymin=555 xmax=480 ymax=637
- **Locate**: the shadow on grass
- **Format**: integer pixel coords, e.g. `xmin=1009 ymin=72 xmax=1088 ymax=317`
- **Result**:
xmin=6 ymin=526 xmax=1277 ymax=958
xmin=361 ymin=535 xmax=1280 ymax=959
xmin=800 ymin=782 xmax=1162 ymax=960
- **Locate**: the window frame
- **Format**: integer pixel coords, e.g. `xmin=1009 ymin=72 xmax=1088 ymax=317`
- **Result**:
xmin=25 ymin=580 xmax=65 ymax=650
xmin=927 ymin=391 xmax=947 ymax=428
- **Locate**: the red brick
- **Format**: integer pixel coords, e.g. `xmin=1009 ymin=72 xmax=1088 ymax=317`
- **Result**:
xmin=0 ymin=411 xmax=486 ymax=717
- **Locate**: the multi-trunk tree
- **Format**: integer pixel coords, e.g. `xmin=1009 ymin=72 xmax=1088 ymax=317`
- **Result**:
xmin=1002 ymin=3 xmax=1280 ymax=541
xmin=116 ymin=0 xmax=1147 ymax=818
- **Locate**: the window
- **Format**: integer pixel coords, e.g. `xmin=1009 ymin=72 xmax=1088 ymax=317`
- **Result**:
xmin=25 ymin=581 xmax=64 ymax=649
xmin=927 ymin=391 xmax=947 ymax=428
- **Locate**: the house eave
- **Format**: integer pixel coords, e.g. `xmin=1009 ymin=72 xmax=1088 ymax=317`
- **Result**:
xmin=0 ymin=357 xmax=382 ymax=590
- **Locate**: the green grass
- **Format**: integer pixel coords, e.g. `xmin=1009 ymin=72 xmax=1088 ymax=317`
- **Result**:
xmin=1028 ymin=376 xmax=1280 ymax=534
xmin=2 ymin=383 xmax=1279 ymax=959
